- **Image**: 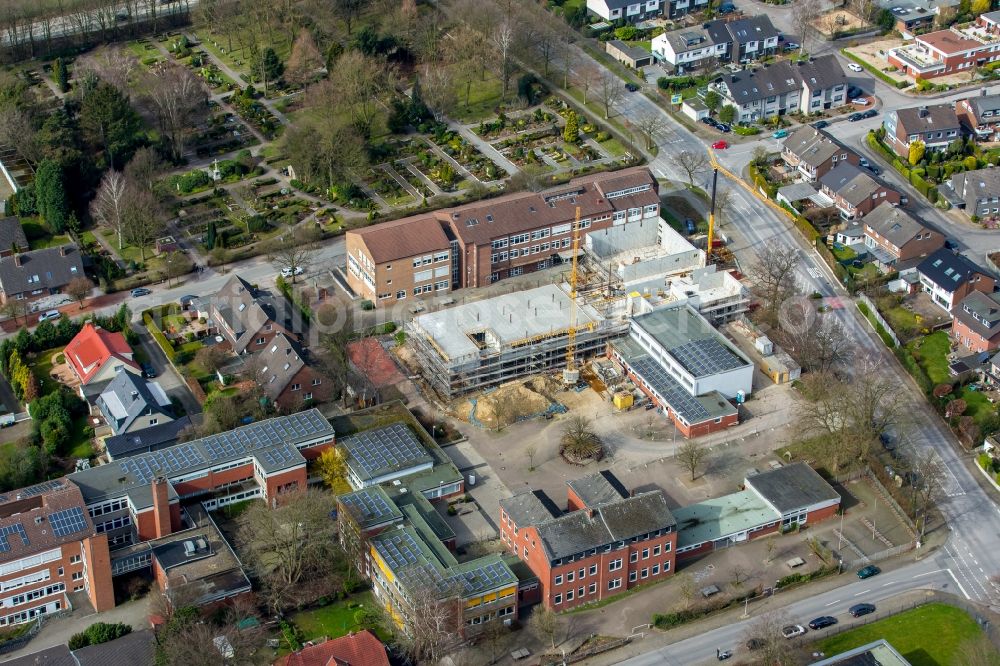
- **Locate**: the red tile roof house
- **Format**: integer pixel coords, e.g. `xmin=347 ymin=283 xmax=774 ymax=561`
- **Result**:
xmin=952 ymin=290 xmax=1000 ymax=353
xmin=882 ymin=104 xmax=963 ymax=159
xmin=887 ymin=28 xmax=1000 ymax=80
xmin=65 ymin=322 xmax=141 ymax=388
xmin=275 ymin=630 xmax=390 ymax=666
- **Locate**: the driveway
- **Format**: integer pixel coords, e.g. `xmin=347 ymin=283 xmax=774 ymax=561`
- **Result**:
xmin=134 ymin=327 xmax=202 ymax=416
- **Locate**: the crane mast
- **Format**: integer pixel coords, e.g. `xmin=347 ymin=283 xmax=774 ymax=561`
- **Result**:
xmin=706 ymin=167 xmax=719 ymax=263
xmin=563 ymin=207 xmax=582 ymax=385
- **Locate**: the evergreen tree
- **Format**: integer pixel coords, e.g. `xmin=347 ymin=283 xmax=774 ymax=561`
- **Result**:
xmin=53 ymin=57 xmax=69 ymax=93
xmin=206 ymin=219 xmax=217 ymax=250
xmin=34 ymin=159 xmax=69 ymax=233
xmin=408 ymin=77 xmax=430 ymax=124
xmin=563 ymin=111 xmax=579 ymax=143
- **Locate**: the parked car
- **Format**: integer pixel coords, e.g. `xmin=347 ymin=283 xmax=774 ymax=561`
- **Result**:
xmin=848 ymin=63 xmax=864 ymax=72
xmin=280 ymin=266 xmax=305 ymax=278
xmin=857 ymin=565 xmax=881 ymax=579
xmin=812 ymin=120 xmax=830 ymax=129
xmin=625 ymin=82 xmax=640 ymax=92
xmin=685 ymin=218 xmax=697 ymax=234
xmin=717 ymin=649 xmax=733 ymax=661
xmin=712 ymin=140 xmax=729 ymax=149
xmin=701 ymin=117 xmax=718 ymax=126
xmin=861 ymin=109 xmax=878 ymax=119
xmin=37 ymin=310 xmax=61 ymax=322
xmin=718 ymin=2 xmax=736 ymax=13
xmin=141 ymin=363 xmax=157 ymax=379
xmin=808 ymin=616 xmax=838 ymax=630
xmin=781 ymin=625 xmax=806 ymax=639
xmin=772 ymin=129 xmax=788 ymax=139
xmin=784 ymin=42 xmax=800 ymax=51
xmin=850 ymin=603 xmax=876 ymax=617
xmin=0 ymin=414 xmax=16 ymax=427
xmin=131 ymin=287 xmax=152 ymax=297
xmin=851 ymin=97 xmax=870 ymax=106
xmin=716 ymin=123 xmax=731 ymax=133
xmin=848 ymin=112 xmax=864 ymax=122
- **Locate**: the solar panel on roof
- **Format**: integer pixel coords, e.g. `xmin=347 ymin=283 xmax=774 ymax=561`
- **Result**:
xmin=19 ymin=479 xmax=65 ymax=498
xmin=341 ymin=424 xmax=429 ymax=479
xmin=49 ymin=507 xmax=88 ymax=537
xmin=0 ymin=522 xmax=29 ymax=552
xmin=669 ymin=338 xmax=744 ymax=377
xmin=343 ymin=489 xmax=396 ymax=523
xmin=630 ymin=355 xmax=711 ymax=422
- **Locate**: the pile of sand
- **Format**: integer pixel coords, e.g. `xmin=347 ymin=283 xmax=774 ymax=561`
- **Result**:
xmin=470 ymin=379 xmax=554 ymax=429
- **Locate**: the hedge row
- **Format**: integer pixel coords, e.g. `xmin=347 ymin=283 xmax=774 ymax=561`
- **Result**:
xmin=143 ymin=312 xmax=176 ymax=363
xmin=276 ymin=276 xmax=312 ymax=323
xmin=748 ymin=164 xmax=777 ymax=199
xmin=776 ymin=566 xmax=836 ymax=589
xmin=895 ymin=346 xmax=933 ymax=394
xmin=841 ymin=49 xmax=909 ymax=89
xmin=857 ymin=302 xmax=896 ymax=348
xmin=652 ymin=588 xmax=761 ymax=629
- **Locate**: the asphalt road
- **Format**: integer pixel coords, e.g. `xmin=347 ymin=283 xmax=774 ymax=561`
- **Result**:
xmin=559 ymin=32 xmax=1000 ymax=665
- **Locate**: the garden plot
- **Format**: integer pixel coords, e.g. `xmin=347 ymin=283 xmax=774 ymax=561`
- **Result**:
xmin=429 ymin=129 xmax=504 ymax=184
xmin=472 ymin=108 xmax=561 ymax=141
xmin=193 ymin=112 xmax=259 ymax=158
xmin=364 ymin=167 xmax=418 ymax=208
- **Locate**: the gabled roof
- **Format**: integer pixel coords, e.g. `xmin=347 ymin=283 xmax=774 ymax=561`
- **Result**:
xmin=863 ymin=202 xmax=935 ymax=249
xmin=257 ymin=333 xmax=307 ymax=400
xmin=795 ymin=55 xmax=848 ymax=92
xmin=211 ymin=274 xmax=283 ymax=353
xmin=662 ymin=26 xmax=713 ymax=54
xmin=277 ymin=630 xmax=390 ymax=666
xmin=819 ymin=162 xmax=883 ymax=206
xmin=783 ymin=126 xmax=843 ymax=167
xmin=706 ymin=15 xmax=778 ymax=45
xmin=0 ymin=217 xmax=28 ymax=253
xmin=953 ymin=289 xmax=1000 ymax=339
xmin=960 ymin=93 xmax=1000 ymax=124
xmin=917 ymin=248 xmax=990 ymax=291
xmin=894 ymin=104 xmax=962 ymax=135
xmin=534 ymin=492 xmax=676 ymax=560
xmin=96 ymin=368 xmax=173 ymax=435
xmin=951 ymin=168 xmax=1000 ymax=203
xmin=351 ymin=215 xmax=451 ymax=264
xmin=74 ymin=629 xmax=156 ymax=666
xmin=0 ymin=244 xmax=84 ymax=296
xmin=65 ymin=322 xmax=139 ymax=385
xmin=721 ymin=61 xmax=801 ymax=103
xmin=0 ymin=480 xmax=97 ymax=565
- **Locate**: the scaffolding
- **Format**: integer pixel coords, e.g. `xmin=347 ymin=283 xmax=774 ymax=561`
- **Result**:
xmin=406 ymin=285 xmax=630 ymax=399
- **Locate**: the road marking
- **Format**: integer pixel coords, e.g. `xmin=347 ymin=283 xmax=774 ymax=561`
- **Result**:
xmin=825 ymin=599 xmax=841 ymax=607
xmin=947 ymin=568 xmax=972 ymax=600
xmin=854 ymin=589 xmax=871 ymax=596
xmin=915 ymin=569 xmax=947 ymax=577
xmin=882 ymin=582 xmax=894 ymax=587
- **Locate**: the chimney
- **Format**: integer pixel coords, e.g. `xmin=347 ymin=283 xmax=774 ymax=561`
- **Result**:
xmin=13 ymin=253 xmax=21 ymax=267
xmin=983 ymin=87 xmax=988 ymax=97
xmin=152 ymin=477 xmax=173 ymax=539
xmin=919 ymin=106 xmax=929 ymax=118
xmin=59 ymin=245 xmax=68 ymax=257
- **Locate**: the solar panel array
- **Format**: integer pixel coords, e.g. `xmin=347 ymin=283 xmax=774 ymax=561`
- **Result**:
xmin=201 ymin=410 xmax=331 ymax=462
xmin=375 ymin=531 xmax=421 ymax=571
xmin=341 ymin=488 xmax=398 ymax=524
xmin=630 ymin=355 xmax=710 ymax=422
xmin=259 ymin=444 xmax=299 ymax=470
xmin=119 ymin=444 xmax=207 ymax=484
xmin=19 ymin=479 xmax=66 ymax=498
xmin=341 ymin=423 xmax=430 ymax=479
xmin=447 ymin=561 xmax=516 ymax=596
xmin=0 ymin=522 xmax=29 ymax=552
xmin=669 ymin=338 xmax=745 ymax=377
xmin=49 ymin=507 xmax=88 ymax=537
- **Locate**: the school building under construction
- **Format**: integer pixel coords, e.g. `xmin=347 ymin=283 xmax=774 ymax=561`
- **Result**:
xmin=406 ymin=284 xmax=631 ymax=398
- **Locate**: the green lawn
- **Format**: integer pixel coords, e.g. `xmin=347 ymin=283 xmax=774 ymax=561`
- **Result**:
xmin=817 ymin=603 xmax=989 ymax=666
xmin=290 ymin=591 xmax=381 ymax=642
xmin=958 ymin=386 xmax=994 ymax=427
xmin=31 ymin=347 xmax=66 ymax=396
xmin=831 ymin=245 xmax=857 ymax=262
xmin=29 ymin=233 xmax=71 ymax=250
xmin=906 ymin=331 xmax=951 ymax=386
xmin=450 ymin=72 xmax=506 ymax=124
xmin=599 ymin=137 xmax=628 ymax=157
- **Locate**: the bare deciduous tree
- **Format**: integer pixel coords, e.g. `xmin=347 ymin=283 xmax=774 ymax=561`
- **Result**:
xmin=677 ymin=150 xmax=709 ymax=188
xmin=65 ymin=277 xmax=93 ymax=309
xmin=391 ymin=585 xmax=462 ymax=664
xmin=121 ymin=184 xmax=162 ymax=262
xmin=142 ymin=63 xmax=208 ymax=163
xmin=635 ymin=111 xmax=667 ymax=150
xmin=677 ymin=439 xmax=708 ymax=481
xmin=747 ymin=244 xmax=800 ymax=326
xmin=529 ymin=606 xmax=560 ymax=650
xmin=597 ymin=71 xmax=625 ymax=120
xmin=269 ymin=226 xmax=318 ymax=283
xmin=792 ymin=0 xmax=822 ymax=54
xmin=491 ymin=18 xmax=517 ymax=101
xmin=742 ymin=611 xmax=796 ymax=666
xmin=327 ymin=51 xmax=389 ymax=138
xmin=236 ymin=488 xmax=340 ymax=614
xmin=90 ymin=169 xmax=129 ymax=250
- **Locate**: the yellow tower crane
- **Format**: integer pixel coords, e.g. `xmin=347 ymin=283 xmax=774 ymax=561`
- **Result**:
xmin=705 ymin=167 xmax=719 ymax=264
xmin=563 ymin=207 xmax=582 ymax=386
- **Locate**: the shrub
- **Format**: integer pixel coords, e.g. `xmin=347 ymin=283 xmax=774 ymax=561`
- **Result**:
xmin=144 ymin=313 xmax=176 ymax=362
xmin=68 ymin=622 xmax=131 ymax=650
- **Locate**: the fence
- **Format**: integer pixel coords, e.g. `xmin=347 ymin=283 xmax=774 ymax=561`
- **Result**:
xmin=844 ymin=541 xmax=917 ymax=570
xmin=857 ymin=293 xmax=901 ymax=348
xmin=539 ymin=636 xmax=632 ymax=665
xmin=0 ymin=617 xmax=42 ymax=655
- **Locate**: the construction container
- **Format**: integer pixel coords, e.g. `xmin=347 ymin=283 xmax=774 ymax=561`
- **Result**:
xmin=613 ymin=391 xmax=634 ymax=410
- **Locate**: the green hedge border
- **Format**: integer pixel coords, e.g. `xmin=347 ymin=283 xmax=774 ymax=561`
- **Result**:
xmin=857 ymin=301 xmax=897 ymax=348
xmin=143 ymin=312 xmax=176 ymax=362
xmin=841 ymin=49 xmax=909 ymax=89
